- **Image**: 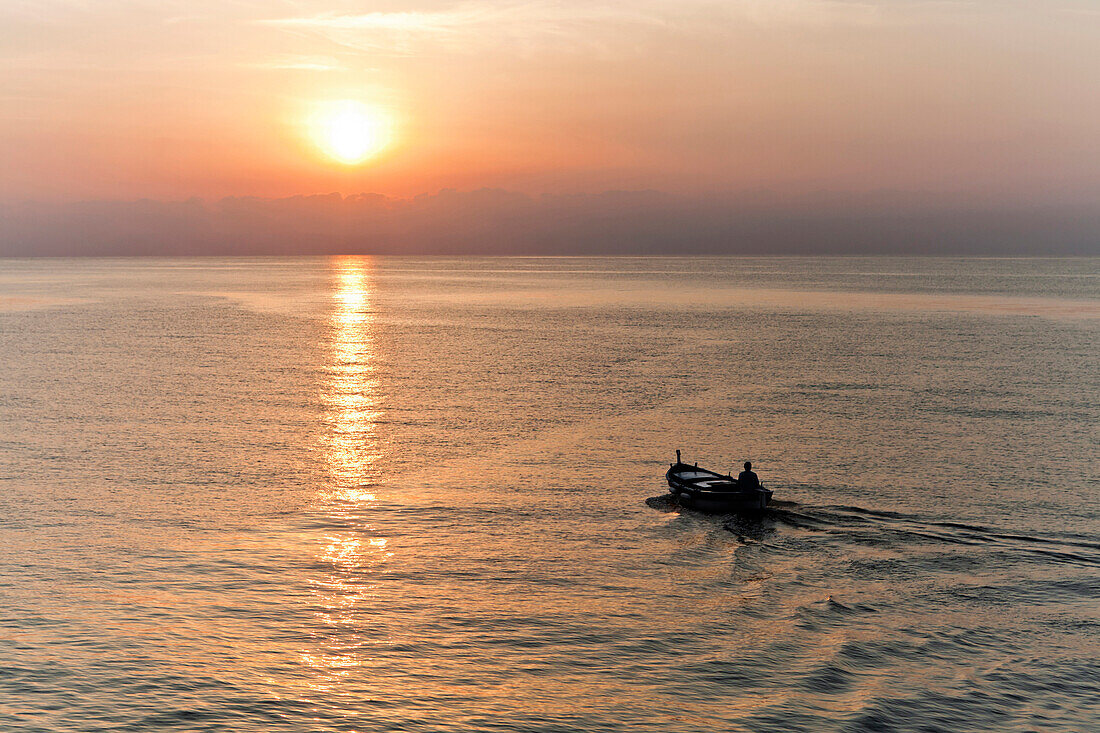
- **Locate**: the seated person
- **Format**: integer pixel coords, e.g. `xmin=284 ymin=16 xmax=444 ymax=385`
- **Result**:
xmin=737 ymin=461 xmax=760 ymax=488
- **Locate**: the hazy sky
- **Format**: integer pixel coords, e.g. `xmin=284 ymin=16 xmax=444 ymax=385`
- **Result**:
xmin=2 ymin=0 xmax=1098 ymax=205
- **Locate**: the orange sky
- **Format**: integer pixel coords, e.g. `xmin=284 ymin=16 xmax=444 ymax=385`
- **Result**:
xmin=1 ymin=1 xmax=1098 ymax=203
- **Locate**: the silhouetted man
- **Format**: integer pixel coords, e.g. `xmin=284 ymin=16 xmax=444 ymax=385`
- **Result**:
xmin=737 ymin=461 xmax=759 ymax=488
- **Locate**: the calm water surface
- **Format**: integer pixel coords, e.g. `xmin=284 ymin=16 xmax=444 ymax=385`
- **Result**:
xmin=1 ymin=257 xmax=1098 ymax=732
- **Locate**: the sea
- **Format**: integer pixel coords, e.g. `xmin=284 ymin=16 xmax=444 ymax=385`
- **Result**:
xmin=1 ymin=257 xmax=1097 ymax=732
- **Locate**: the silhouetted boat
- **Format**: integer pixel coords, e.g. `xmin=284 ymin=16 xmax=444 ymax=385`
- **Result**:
xmin=666 ymin=451 xmax=773 ymax=513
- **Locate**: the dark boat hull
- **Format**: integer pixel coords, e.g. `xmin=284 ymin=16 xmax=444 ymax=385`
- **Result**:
xmin=666 ymin=463 xmax=772 ymax=514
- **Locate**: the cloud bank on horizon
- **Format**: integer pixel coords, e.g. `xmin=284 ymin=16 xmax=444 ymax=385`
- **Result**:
xmin=3 ymin=189 xmax=1097 ymax=256
xmin=0 ymin=1 xmax=1098 ymax=254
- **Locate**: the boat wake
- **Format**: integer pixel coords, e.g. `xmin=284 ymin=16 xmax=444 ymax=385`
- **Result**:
xmin=769 ymin=504 xmax=1100 ymax=568
xmin=643 ymin=494 xmax=680 ymax=513
xmin=647 ymin=494 xmax=1100 ymax=568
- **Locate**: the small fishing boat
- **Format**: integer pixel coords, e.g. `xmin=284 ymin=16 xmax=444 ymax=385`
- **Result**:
xmin=666 ymin=451 xmax=773 ymax=513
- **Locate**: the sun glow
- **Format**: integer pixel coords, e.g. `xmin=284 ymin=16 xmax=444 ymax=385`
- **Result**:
xmin=309 ymin=101 xmax=393 ymax=164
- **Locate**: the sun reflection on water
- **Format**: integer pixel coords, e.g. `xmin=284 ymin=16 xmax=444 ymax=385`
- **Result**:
xmin=307 ymin=256 xmax=391 ymax=692
xmin=323 ymin=260 xmax=382 ymax=484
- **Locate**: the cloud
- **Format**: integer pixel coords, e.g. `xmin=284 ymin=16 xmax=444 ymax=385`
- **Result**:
xmin=3 ymin=189 xmax=1097 ymax=257
xmin=245 ymin=55 xmax=346 ymax=71
xmin=257 ymin=2 xmax=674 ymax=56
xmin=260 ymin=3 xmax=666 ymax=34
xmin=254 ymin=0 xmax=941 ymax=59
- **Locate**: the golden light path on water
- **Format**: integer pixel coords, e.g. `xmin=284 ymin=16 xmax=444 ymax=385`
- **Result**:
xmin=306 ymin=256 xmax=391 ymax=691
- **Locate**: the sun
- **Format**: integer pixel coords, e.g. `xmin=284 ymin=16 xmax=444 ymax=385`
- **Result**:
xmin=309 ymin=101 xmax=393 ymax=165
